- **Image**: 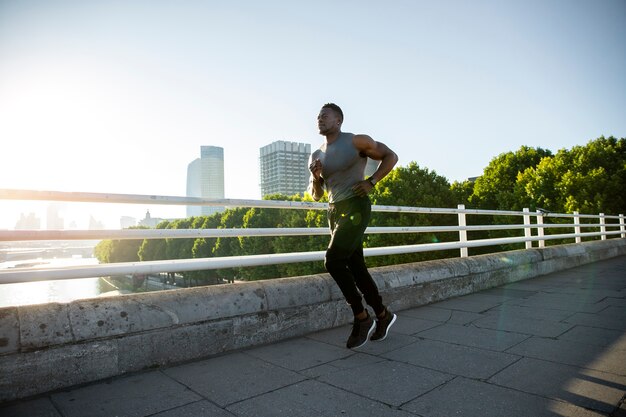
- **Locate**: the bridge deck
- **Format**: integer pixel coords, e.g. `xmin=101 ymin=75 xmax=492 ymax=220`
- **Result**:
xmin=2 ymin=256 xmax=625 ymax=417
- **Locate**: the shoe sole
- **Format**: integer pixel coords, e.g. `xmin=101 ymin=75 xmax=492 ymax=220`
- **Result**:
xmin=372 ymin=314 xmax=397 ymax=342
xmin=349 ymin=320 xmax=376 ymax=349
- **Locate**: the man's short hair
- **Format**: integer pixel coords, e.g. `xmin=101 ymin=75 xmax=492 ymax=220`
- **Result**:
xmin=322 ymin=103 xmax=343 ymax=122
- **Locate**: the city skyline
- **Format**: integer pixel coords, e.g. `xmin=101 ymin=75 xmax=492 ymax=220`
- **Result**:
xmin=4 ymin=140 xmax=318 ymax=230
xmin=1 ymin=1 xmax=625 ymax=229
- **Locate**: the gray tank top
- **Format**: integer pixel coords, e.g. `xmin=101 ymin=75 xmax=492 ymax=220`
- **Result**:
xmin=310 ymin=132 xmax=367 ymax=203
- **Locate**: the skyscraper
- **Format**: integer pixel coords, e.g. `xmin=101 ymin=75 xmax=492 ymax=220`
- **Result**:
xmin=186 ymin=146 xmax=225 ymax=217
xmin=46 ymin=204 xmax=64 ymax=230
xmin=259 ymin=140 xmax=311 ymax=197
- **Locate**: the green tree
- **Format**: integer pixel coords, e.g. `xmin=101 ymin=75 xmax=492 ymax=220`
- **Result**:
xmin=235 ymin=193 xmax=328 ymax=280
xmin=212 ymin=207 xmax=249 ymax=281
xmin=108 ymin=239 xmax=142 ymax=263
xmin=450 ymin=179 xmax=475 ymax=207
xmin=463 ymin=146 xmax=553 ymax=252
xmin=556 ymin=137 xmax=624 ymax=215
xmin=470 ymin=146 xmax=552 ymax=211
xmin=94 ymin=239 xmax=112 ymax=263
xmin=367 ymin=162 xmax=459 ymax=266
xmin=95 ymin=226 xmax=150 ymax=263
xmin=138 ymin=220 xmax=170 ymax=261
xmin=165 ymin=218 xmax=195 ymax=260
xmin=188 ymin=214 xmax=223 ymax=285
xmin=518 ymin=137 xmax=626 ymax=215
xmin=237 ymin=205 xmax=282 ymax=280
xmin=518 ymin=136 xmax=626 ymax=242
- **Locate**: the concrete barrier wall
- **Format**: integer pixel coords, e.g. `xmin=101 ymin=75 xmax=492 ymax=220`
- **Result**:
xmin=1 ymin=238 xmax=625 ymax=402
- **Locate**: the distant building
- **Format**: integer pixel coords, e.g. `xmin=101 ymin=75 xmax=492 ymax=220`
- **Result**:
xmin=186 ymin=146 xmax=225 ymax=217
xmin=46 ymin=204 xmax=64 ymax=230
xmin=260 ymin=140 xmax=311 ymax=197
xmin=138 ymin=210 xmax=164 ymax=228
xmin=88 ymin=216 xmax=104 ymax=230
xmin=186 ymin=158 xmax=201 ymax=216
xmin=15 ymin=213 xmax=40 ymax=230
xmin=120 ymin=216 xmax=137 ymax=229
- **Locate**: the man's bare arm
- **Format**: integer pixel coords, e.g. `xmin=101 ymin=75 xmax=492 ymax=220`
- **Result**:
xmin=351 ymin=134 xmax=398 ymax=196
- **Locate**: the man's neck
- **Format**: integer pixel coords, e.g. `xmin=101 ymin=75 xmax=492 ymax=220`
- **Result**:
xmin=325 ymin=130 xmax=341 ymax=144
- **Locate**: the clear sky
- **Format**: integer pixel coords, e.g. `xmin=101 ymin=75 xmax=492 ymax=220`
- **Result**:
xmin=1 ymin=0 xmax=625 ymax=229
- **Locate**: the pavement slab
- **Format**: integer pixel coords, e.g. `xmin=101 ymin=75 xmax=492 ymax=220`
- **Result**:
xmin=226 ymin=379 xmax=415 ymax=417
xmin=606 ymin=297 xmax=626 ymax=307
xmin=163 ymin=352 xmax=305 ymax=407
xmin=382 ymin=338 xmax=521 ymax=379
xmin=424 ymin=295 xmax=504 ymax=313
xmin=386 ymin=314 xmax=440 ymax=336
xmin=506 ymin=294 xmax=612 ymax=313
xmin=559 ymin=325 xmax=626 ymax=349
xmin=507 ymin=336 xmax=626 ymax=376
xmin=244 ymin=337 xmax=351 ymax=371
xmin=305 ymin=323 xmax=417 ymax=355
xmin=317 ymin=359 xmax=452 ymax=407
xmin=50 ymin=371 xmax=201 ymax=417
xmin=472 ymin=313 xmax=574 ymax=337
xmin=417 ymin=322 xmax=530 ymax=351
xmin=400 ymin=305 xmax=483 ymax=324
xmin=564 ymin=311 xmax=626 ymax=331
xmin=482 ymin=303 xmax=575 ymax=321
xmin=488 ymin=357 xmax=626 ymax=414
xmin=299 ymin=352 xmax=385 ymax=378
xmin=402 ymin=376 xmax=607 ymax=417
xmin=0 ymin=397 xmax=62 ymax=417
xmin=150 ymin=400 xmax=236 ymax=417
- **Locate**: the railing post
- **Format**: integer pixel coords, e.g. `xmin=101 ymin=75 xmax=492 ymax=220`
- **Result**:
xmin=536 ymin=210 xmax=545 ymax=248
xmin=523 ymin=208 xmax=532 ymax=249
xmin=620 ymin=214 xmax=625 ymax=238
xmin=599 ymin=213 xmax=606 ymax=240
xmin=457 ymin=204 xmax=468 ymax=258
xmin=574 ymin=211 xmax=582 ymax=243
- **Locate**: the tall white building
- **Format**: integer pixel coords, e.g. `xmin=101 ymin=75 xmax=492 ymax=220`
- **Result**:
xmin=46 ymin=204 xmax=64 ymax=230
xmin=259 ymin=140 xmax=311 ymax=197
xmin=186 ymin=146 xmax=225 ymax=217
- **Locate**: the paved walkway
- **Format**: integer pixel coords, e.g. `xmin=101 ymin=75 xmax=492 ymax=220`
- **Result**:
xmin=2 ymin=256 xmax=626 ymax=417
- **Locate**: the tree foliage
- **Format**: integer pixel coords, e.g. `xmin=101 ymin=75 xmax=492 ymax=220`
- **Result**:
xmin=519 ymin=136 xmax=626 ymax=215
xmin=94 ymin=226 xmax=147 ymax=263
xmin=366 ymin=162 xmax=459 ymax=266
xmin=469 ymin=146 xmax=552 ymax=211
xmin=456 ymin=136 xmax=625 ymax=250
xmin=460 ymin=137 xmax=625 ymax=215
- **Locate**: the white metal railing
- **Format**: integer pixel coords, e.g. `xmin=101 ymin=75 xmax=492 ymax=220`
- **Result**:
xmin=1 ymin=188 xmax=624 ymax=285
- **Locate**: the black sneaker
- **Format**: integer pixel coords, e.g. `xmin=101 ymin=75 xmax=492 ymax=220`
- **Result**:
xmin=346 ymin=314 xmax=375 ymax=349
xmin=371 ymin=309 xmax=397 ymax=341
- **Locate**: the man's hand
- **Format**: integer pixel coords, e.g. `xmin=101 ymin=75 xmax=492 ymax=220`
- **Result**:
xmin=352 ymin=179 xmax=374 ymax=197
xmin=309 ymin=158 xmax=322 ymax=180
xmin=308 ymin=158 xmax=325 ymax=201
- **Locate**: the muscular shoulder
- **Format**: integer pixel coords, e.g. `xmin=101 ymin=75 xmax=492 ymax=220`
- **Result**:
xmin=352 ymin=134 xmax=397 ymax=161
xmin=352 ymin=134 xmax=376 ymax=153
